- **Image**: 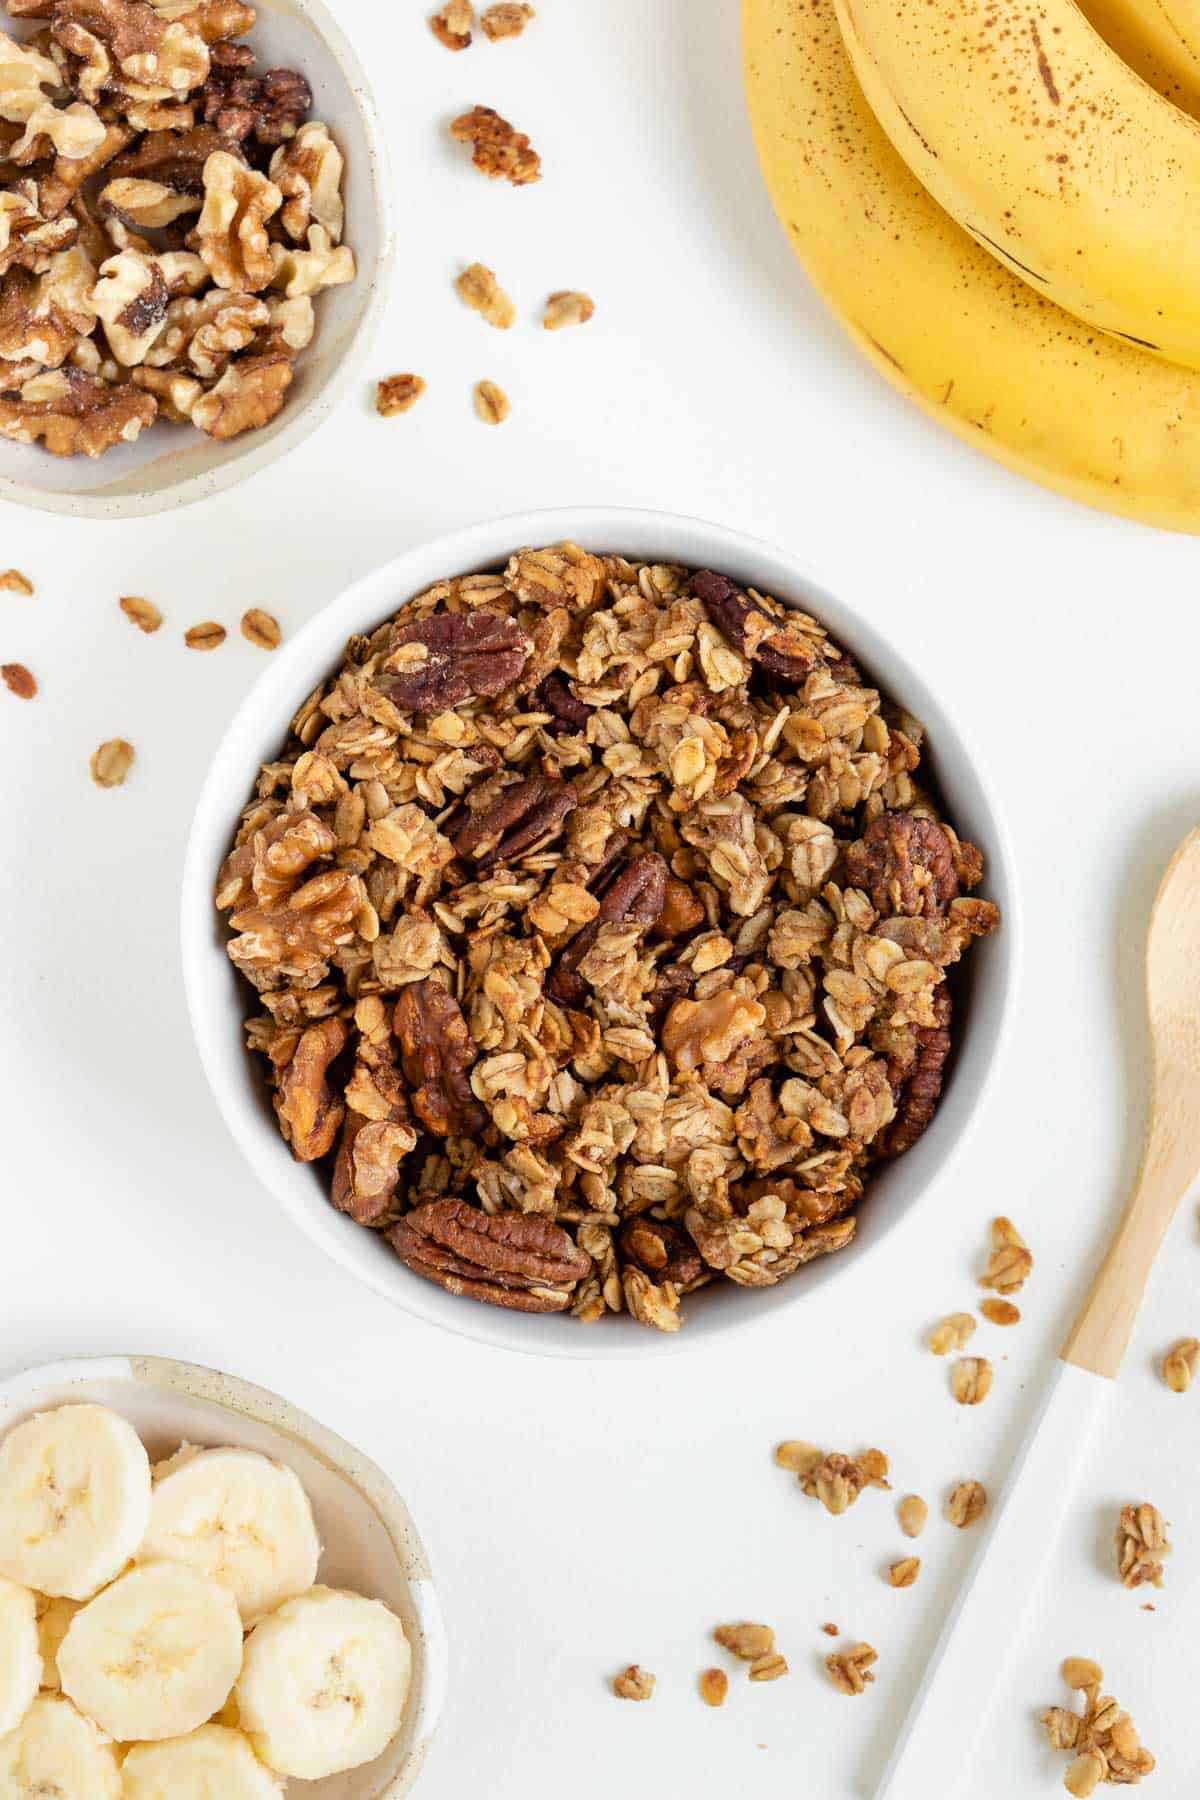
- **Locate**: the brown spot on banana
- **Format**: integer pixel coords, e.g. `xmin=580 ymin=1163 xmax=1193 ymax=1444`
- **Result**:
xmin=966 ymin=224 xmax=1050 ymax=287
xmin=897 ymin=104 xmax=939 ymax=158
xmin=1030 ymin=21 xmax=1060 ymax=102
xmin=863 ymin=333 xmax=905 ymax=372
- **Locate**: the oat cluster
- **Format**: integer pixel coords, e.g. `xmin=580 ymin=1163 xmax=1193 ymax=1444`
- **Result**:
xmin=215 ymin=544 xmax=999 ymax=1330
xmin=0 ymin=0 xmax=354 ymax=458
xmin=1043 ymin=1658 xmax=1156 ymax=1791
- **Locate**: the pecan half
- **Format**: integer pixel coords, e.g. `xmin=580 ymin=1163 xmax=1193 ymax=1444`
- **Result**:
xmin=531 ymin=669 xmax=590 ymax=731
xmin=394 ymin=979 xmax=487 ymax=1138
xmin=275 ymin=1015 xmax=346 ymax=1161
xmin=844 ymin=812 xmax=960 ymax=920
xmin=876 ymin=986 xmax=952 ymax=1158
xmin=548 ymin=851 xmax=668 ymax=1002
xmin=451 ymin=773 xmax=577 ymax=868
xmin=688 ymin=569 xmax=820 ymax=685
xmin=379 ymin=610 xmax=530 ymax=713
xmin=387 ymin=1197 xmax=591 ymax=1312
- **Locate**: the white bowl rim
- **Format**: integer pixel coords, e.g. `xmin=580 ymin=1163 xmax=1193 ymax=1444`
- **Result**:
xmin=0 ymin=1353 xmax=448 ymax=1797
xmin=181 ymin=504 xmax=1024 ymax=1360
xmin=0 ymin=0 xmax=395 ymax=522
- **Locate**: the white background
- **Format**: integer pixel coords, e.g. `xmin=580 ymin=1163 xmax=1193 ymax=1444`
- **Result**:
xmin=2 ymin=2 xmax=1199 ymax=1794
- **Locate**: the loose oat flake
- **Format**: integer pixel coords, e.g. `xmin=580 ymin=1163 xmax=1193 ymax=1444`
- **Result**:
xmin=473 ymin=379 xmax=510 ymax=424
xmin=120 ymin=596 xmax=162 ymax=634
xmin=1161 ymin=1336 xmax=1199 ymax=1392
xmin=928 ymin=1311 xmax=975 ymax=1355
xmin=377 ymin=374 xmax=426 ymax=417
xmin=825 ymin=1643 xmax=877 ymax=1696
xmin=0 ymin=569 xmax=33 ymax=595
xmin=748 ymin=1653 xmax=788 ymax=1681
xmin=213 ymin=546 xmax=999 ymax=1329
xmin=980 ymin=1297 xmax=1020 ymax=1325
xmin=90 ymin=738 xmax=135 ymax=788
xmin=699 ymin=1668 xmax=728 ymax=1707
xmin=185 ymin=621 xmax=226 ymax=651
xmin=456 ymin=263 xmax=515 ymax=329
xmin=888 ymin=1556 xmax=920 ymax=1587
xmin=714 ymin=1622 xmax=774 ymax=1661
xmin=480 ymin=3 xmax=535 ymax=38
xmin=612 ymin=1665 xmax=655 ymax=1701
xmin=897 ymin=1494 xmax=927 ymax=1538
xmin=945 ymin=1479 xmax=987 ymax=1527
xmin=242 ymin=608 xmax=282 ymax=652
xmin=950 ymin=1356 xmax=992 ymax=1405
xmin=543 ymin=290 xmax=595 ymax=331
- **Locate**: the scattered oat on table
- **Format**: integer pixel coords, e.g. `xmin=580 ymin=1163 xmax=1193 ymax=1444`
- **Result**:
xmin=119 ymin=596 xmax=162 ymax=634
xmin=980 ymin=1297 xmax=1021 ymax=1325
xmin=981 ymin=1215 xmax=1033 ymax=1294
xmin=897 ymin=1494 xmax=927 ymax=1538
xmin=928 ymin=1311 xmax=975 ymax=1354
xmin=888 ymin=1556 xmax=920 ymax=1587
xmin=946 ymin=1479 xmax=987 ymax=1527
xmin=1042 ymin=1658 xmax=1155 ymax=1790
xmin=450 ymin=105 xmax=542 ymax=184
xmin=1161 ymin=1336 xmax=1199 ymax=1392
xmin=429 ymin=0 xmax=473 ymax=48
xmin=456 ymin=262 xmax=515 ymax=328
xmin=377 ymin=374 xmax=426 ymax=417
xmin=612 ymin=1665 xmax=655 ymax=1701
xmin=242 ymin=608 xmax=282 ymax=652
xmin=185 ymin=621 xmax=226 ymax=651
xmin=749 ymin=1653 xmax=788 ymax=1681
xmin=481 ymin=2 xmax=535 ymax=38
xmin=90 ymin=738 xmax=135 ymax=788
xmin=0 ymin=569 xmax=33 ymax=595
xmin=825 ymin=1643 xmax=877 ymax=1696
xmin=951 ymin=1356 xmax=992 ymax=1405
xmin=820 ymin=1622 xmax=839 ymax=1637
xmin=543 ymin=290 xmax=595 ymax=330
xmin=699 ymin=1668 xmax=728 ymax=1707
xmin=714 ymin=1622 xmax=774 ymax=1661
xmin=1116 ymin=1503 xmax=1170 ymax=1590
xmin=473 ymin=378 xmax=510 ymax=424
xmin=2 ymin=662 xmax=35 ymax=698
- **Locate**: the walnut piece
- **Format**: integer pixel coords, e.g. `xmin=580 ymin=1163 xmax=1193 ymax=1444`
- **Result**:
xmin=612 ymin=1665 xmax=655 ymax=1702
xmin=270 ymin=120 xmax=343 ymax=244
xmin=198 ymin=44 xmax=310 ymax=148
xmin=449 ymin=105 xmax=541 ymax=185
xmin=0 ymin=246 xmax=97 ymax=369
xmin=52 ymin=0 xmax=211 ymax=104
xmin=190 ymin=347 xmax=291 ymax=438
xmin=429 ymin=0 xmax=472 ymax=51
xmin=276 ymin=1015 xmax=346 ymax=1160
xmin=197 ymin=149 xmax=280 ymax=291
xmin=91 ymin=250 xmax=168 ymax=364
xmin=0 ymin=364 xmax=155 ymax=454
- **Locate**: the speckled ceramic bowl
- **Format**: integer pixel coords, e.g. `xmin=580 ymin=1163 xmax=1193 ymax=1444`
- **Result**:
xmin=0 ymin=0 xmax=393 ymax=520
xmin=0 ymin=1357 xmax=446 ymax=1796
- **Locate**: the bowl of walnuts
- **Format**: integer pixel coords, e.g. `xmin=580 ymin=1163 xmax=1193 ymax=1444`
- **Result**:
xmin=182 ymin=508 xmax=1019 ymax=1357
xmin=0 ymin=0 xmax=392 ymax=518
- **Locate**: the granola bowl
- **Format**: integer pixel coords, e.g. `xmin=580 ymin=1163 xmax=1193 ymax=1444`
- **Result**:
xmin=0 ymin=1355 xmax=446 ymax=1796
xmin=0 ymin=0 xmax=392 ymax=520
xmin=182 ymin=508 xmax=1019 ymax=1357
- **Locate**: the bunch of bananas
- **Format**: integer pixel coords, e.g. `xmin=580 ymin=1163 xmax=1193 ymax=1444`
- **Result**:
xmin=744 ymin=0 xmax=1200 ymax=528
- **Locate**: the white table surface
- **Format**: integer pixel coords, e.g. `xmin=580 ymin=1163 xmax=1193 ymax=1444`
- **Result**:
xmin=2 ymin=2 xmax=1199 ymax=1794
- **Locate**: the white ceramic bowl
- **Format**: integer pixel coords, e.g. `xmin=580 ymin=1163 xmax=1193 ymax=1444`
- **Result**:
xmin=0 ymin=1356 xmax=446 ymax=1796
xmin=0 ymin=0 xmax=393 ymax=520
xmin=182 ymin=507 xmax=1020 ymax=1359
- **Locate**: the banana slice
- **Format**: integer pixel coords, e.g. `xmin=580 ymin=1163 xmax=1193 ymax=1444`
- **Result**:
xmin=139 ymin=1446 xmax=321 ymax=1625
xmin=236 ymin=1585 xmax=411 ymax=1779
xmin=57 ymin=1562 xmax=243 ymax=1743
xmin=121 ymin=1724 xmax=284 ymax=1798
xmin=0 ymin=1577 xmax=40 ymax=1737
xmin=0 ymin=1404 xmax=151 ymax=1601
xmin=33 ymin=1595 xmax=79 ymax=1693
xmin=0 ymin=1693 xmax=121 ymax=1799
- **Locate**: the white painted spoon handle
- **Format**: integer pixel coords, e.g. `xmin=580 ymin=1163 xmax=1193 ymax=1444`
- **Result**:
xmin=874 ymin=1359 xmax=1110 ymax=1799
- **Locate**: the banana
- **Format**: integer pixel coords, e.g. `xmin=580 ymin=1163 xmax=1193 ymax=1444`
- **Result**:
xmin=1076 ymin=0 xmax=1200 ymax=118
xmin=57 ymin=1562 xmax=243 ymax=1743
xmin=139 ymin=1446 xmax=321 ymax=1626
xmin=831 ymin=0 xmax=1200 ymax=366
xmin=33 ymin=1595 xmax=79 ymax=1693
xmin=0 ymin=1694 xmax=121 ymax=1799
xmin=0 ymin=1404 xmax=151 ymax=1601
xmin=120 ymin=1725 xmax=285 ymax=1798
xmin=0 ymin=1578 xmax=40 ymax=1738
xmin=236 ymin=1585 xmax=411 ymax=1780
xmin=743 ymin=0 xmax=1200 ymax=531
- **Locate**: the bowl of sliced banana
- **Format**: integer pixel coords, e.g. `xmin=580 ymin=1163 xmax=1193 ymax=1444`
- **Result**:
xmin=0 ymin=1356 xmax=446 ymax=1797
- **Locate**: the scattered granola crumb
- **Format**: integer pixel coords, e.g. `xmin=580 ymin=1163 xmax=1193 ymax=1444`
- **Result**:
xmin=543 ymin=289 xmax=595 ymax=330
xmin=1161 ymin=1336 xmax=1199 ymax=1392
xmin=480 ymin=2 xmax=534 ymax=38
xmin=951 ymin=1356 xmax=992 ymax=1405
xmin=429 ymin=0 xmax=474 ymax=49
xmin=820 ymin=1622 xmax=839 ymax=1637
xmin=775 ymin=1440 xmax=822 ymax=1474
xmin=1044 ymin=1660 xmax=1155 ymax=1790
xmin=456 ymin=262 xmax=516 ymax=329
xmin=1116 ymin=1503 xmax=1170 ymax=1590
xmin=119 ymin=596 xmax=162 ymax=634
xmin=2 ymin=662 xmax=36 ymax=699
xmin=981 ymin=1216 xmax=1033 ymax=1294
xmin=749 ymin=1653 xmax=788 ymax=1681
xmin=713 ymin=1622 xmax=774 ymax=1662
xmin=928 ymin=1311 xmax=975 ymax=1355
xmin=825 ymin=1643 xmax=877 ymax=1696
xmin=90 ymin=738 xmax=135 ymax=788
xmin=888 ymin=1556 xmax=920 ymax=1588
xmin=946 ymin=1480 xmax=987 ymax=1528
xmin=474 ymin=379 xmax=511 ymax=424
xmin=450 ymin=105 xmax=542 ymax=184
xmin=612 ymin=1665 xmax=655 ymax=1701
xmin=185 ymin=622 xmax=226 ymax=652
xmin=897 ymin=1494 xmax=928 ymax=1538
xmin=980 ymin=1297 xmax=1021 ymax=1325
xmin=377 ymin=374 xmax=426 ymax=417
xmin=0 ymin=569 xmax=33 ymax=595
xmin=788 ymin=1447 xmax=890 ymax=1515
xmin=241 ymin=609 xmax=282 ymax=652
xmin=699 ymin=1668 xmax=728 ymax=1707
xmin=1063 ymin=1751 xmax=1106 ymax=1797
xmin=1141 ymin=1603 xmax=1156 ymax=1612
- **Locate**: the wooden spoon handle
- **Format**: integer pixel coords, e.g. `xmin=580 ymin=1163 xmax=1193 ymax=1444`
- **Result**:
xmin=1062 ymin=1064 xmax=1200 ymax=1379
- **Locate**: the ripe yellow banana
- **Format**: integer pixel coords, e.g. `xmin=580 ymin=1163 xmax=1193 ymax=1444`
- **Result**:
xmin=830 ymin=0 xmax=1200 ymax=366
xmin=1076 ymin=0 xmax=1200 ymax=118
xmin=743 ymin=0 xmax=1200 ymax=530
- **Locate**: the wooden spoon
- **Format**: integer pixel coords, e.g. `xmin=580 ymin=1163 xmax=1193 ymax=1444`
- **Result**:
xmin=878 ymin=824 xmax=1200 ymax=1797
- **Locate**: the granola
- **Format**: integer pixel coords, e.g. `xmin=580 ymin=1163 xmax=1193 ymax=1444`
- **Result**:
xmin=0 ymin=0 xmax=354 ymax=455
xmin=1115 ymin=1503 xmax=1170 ymax=1590
xmin=1042 ymin=1659 xmax=1156 ymax=1789
xmin=215 ymin=547 xmax=1000 ymax=1329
